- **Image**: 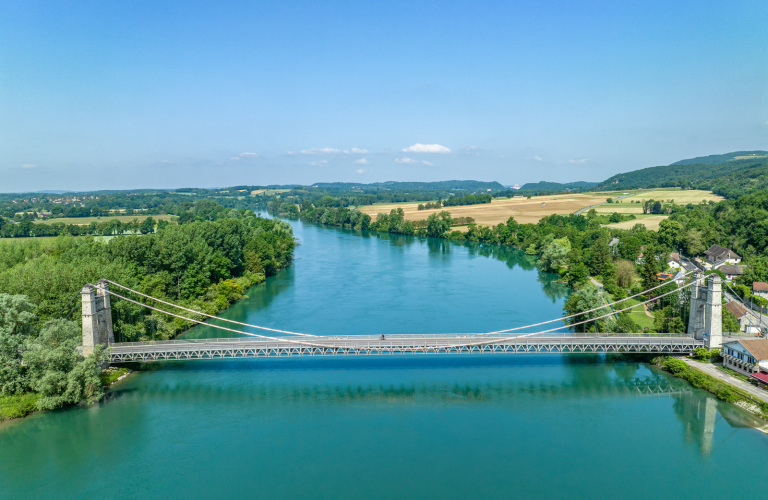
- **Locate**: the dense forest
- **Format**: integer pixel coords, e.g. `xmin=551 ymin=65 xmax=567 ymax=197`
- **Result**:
xmin=595 ymin=152 xmax=768 ymax=197
xmin=0 ymin=200 xmax=294 ymax=418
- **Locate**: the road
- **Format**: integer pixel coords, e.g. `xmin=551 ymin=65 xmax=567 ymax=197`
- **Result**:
xmin=679 ymin=357 xmax=768 ymax=404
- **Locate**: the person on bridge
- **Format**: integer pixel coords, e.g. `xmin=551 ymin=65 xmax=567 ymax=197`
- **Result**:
xmin=380 ymin=334 xmax=385 ymax=340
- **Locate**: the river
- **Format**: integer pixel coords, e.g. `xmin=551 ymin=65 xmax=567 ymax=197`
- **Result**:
xmin=1 ymin=221 xmax=766 ymax=499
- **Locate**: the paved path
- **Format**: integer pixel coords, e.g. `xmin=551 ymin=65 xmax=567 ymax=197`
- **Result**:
xmin=679 ymin=357 xmax=768 ymax=403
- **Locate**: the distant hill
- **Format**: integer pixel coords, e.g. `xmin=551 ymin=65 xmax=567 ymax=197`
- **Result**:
xmin=309 ymin=180 xmax=505 ymax=192
xmin=671 ymin=151 xmax=768 ymax=166
xmin=519 ymin=181 xmax=598 ymax=191
xmin=595 ymin=151 xmax=768 ymax=198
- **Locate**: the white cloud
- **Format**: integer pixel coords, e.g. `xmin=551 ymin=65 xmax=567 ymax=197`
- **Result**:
xmin=21 ymin=164 xmax=37 ymax=169
xmin=422 ymin=160 xmax=434 ymax=166
xmin=402 ymin=143 xmax=451 ymax=154
xmin=533 ymin=156 xmax=543 ymax=161
xmin=287 ymin=147 xmax=369 ymax=155
xmin=239 ymin=152 xmax=259 ymax=158
xmin=309 ymin=160 xmax=328 ymax=166
xmin=395 ymin=157 xmax=416 ymax=164
xmin=356 ymin=168 xmax=366 ymax=175
xmin=230 ymin=157 xmax=240 ymax=161
xmin=354 ymin=158 xmax=368 ymax=165
xmin=569 ymin=158 xmax=587 ymax=164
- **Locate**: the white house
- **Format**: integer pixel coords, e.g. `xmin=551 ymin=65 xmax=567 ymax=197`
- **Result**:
xmin=704 ymin=245 xmax=741 ymax=267
xmin=721 ymin=339 xmax=768 ymax=376
xmin=668 ymin=252 xmax=681 ymax=269
xmin=720 ymin=265 xmax=747 ymax=282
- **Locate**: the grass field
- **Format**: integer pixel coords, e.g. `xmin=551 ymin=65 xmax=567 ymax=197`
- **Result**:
xmin=357 ymin=193 xmax=611 ymax=226
xmin=38 ymin=214 xmax=173 ymax=225
xmin=624 ymin=297 xmax=655 ymax=329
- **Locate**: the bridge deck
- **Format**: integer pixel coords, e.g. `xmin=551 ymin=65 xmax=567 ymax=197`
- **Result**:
xmin=108 ymin=334 xmax=703 ymax=362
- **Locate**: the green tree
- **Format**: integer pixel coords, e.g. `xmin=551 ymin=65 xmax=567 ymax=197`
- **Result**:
xmin=588 ymin=237 xmax=611 ymax=276
xmin=683 ymin=229 xmax=705 ymax=256
xmin=539 ymin=237 xmax=571 ymax=272
xmin=139 ymin=216 xmax=156 ymax=234
xmin=658 ymin=219 xmax=683 ymax=249
xmin=0 ymin=294 xmax=37 ymax=395
xmin=426 ymin=211 xmax=453 ymax=238
xmin=567 ymin=262 xmax=590 ymax=288
xmin=640 ymin=246 xmax=659 ymax=296
xmin=722 ymin=309 xmax=741 ymax=333
xmin=563 ymin=285 xmax=608 ymax=332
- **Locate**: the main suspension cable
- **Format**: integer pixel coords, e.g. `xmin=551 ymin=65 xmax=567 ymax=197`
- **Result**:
xmin=482 ymin=269 xmax=697 ymax=335
xmin=106 ymin=289 xmax=336 ymax=348
xmin=103 ymin=279 xmax=317 ymax=337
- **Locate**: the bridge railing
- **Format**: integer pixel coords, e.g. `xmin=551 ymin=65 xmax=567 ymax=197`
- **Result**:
xmin=109 ymin=333 xmax=699 ymax=349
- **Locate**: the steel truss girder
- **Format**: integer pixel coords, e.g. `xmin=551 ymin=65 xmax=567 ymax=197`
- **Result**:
xmin=108 ymin=338 xmax=701 ymax=362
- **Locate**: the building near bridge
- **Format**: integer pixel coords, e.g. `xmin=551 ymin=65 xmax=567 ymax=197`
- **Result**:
xmin=720 ymin=264 xmax=747 ymax=281
xmin=724 ymin=301 xmax=760 ymax=334
xmin=704 ymin=245 xmax=741 ymax=268
xmin=668 ymin=252 xmax=681 ymax=269
xmin=721 ymin=339 xmax=768 ymax=376
xmin=753 ymin=282 xmax=768 ymax=300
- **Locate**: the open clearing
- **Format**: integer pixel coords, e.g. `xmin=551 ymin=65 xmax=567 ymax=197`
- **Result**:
xmin=37 ymin=214 xmax=173 ymax=225
xmin=357 ymin=193 xmax=610 ymax=226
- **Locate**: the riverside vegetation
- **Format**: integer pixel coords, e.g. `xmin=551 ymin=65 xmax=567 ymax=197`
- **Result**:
xmin=276 ymin=187 xmax=768 ymax=334
xmin=0 ymin=201 xmax=294 ymax=421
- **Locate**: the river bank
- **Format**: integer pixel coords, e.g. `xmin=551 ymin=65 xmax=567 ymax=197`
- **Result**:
xmin=651 ymin=355 xmax=768 ymax=421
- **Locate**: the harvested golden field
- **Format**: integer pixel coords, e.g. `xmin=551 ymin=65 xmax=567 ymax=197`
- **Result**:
xmin=357 ymin=193 xmax=609 ymax=226
xmin=606 ymin=215 xmax=669 ymax=231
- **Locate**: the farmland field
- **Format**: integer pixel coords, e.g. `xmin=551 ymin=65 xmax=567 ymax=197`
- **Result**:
xmin=599 ymin=189 xmax=723 ymax=231
xmin=357 ymin=193 xmax=610 ymax=226
xmin=37 ymin=214 xmax=173 ymax=225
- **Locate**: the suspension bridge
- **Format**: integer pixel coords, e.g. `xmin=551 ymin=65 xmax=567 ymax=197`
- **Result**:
xmin=77 ymin=271 xmax=738 ymax=363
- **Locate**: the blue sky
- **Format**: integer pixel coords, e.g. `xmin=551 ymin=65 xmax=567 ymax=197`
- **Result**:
xmin=1 ymin=0 xmax=766 ymax=192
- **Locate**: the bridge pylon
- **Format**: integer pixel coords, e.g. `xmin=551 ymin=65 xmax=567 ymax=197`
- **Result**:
xmin=687 ymin=273 xmax=722 ymax=349
xmin=81 ymin=279 xmax=114 ymax=356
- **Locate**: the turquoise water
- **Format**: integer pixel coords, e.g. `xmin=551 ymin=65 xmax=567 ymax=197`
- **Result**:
xmin=1 ymin=222 xmax=767 ymax=499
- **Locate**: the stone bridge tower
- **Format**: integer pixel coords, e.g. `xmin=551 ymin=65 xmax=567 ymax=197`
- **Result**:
xmin=687 ymin=273 xmax=722 ymax=349
xmin=81 ymin=279 xmax=114 ymax=356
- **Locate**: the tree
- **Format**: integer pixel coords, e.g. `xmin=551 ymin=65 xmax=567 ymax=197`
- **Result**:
xmin=683 ymin=229 xmax=705 ymax=256
xmin=602 ymin=259 xmax=617 ymax=292
xmin=588 ymin=237 xmax=611 ymax=276
xmin=640 ymin=246 xmax=659 ymax=297
xmin=651 ymin=201 xmax=663 ymax=214
xmin=426 ymin=211 xmax=453 ymax=238
xmin=0 ymin=294 xmax=37 ymax=395
xmin=616 ymin=260 xmax=636 ymax=288
xmin=658 ymin=219 xmax=683 ymax=249
xmin=140 ymin=216 xmax=156 ymax=234
xmin=722 ymin=309 xmax=741 ymax=333
xmin=539 ymin=237 xmax=571 ymax=272
xmin=23 ymin=319 xmax=104 ymax=409
xmin=567 ymin=262 xmax=590 ymax=288
xmin=563 ymin=285 xmax=608 ymax=332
